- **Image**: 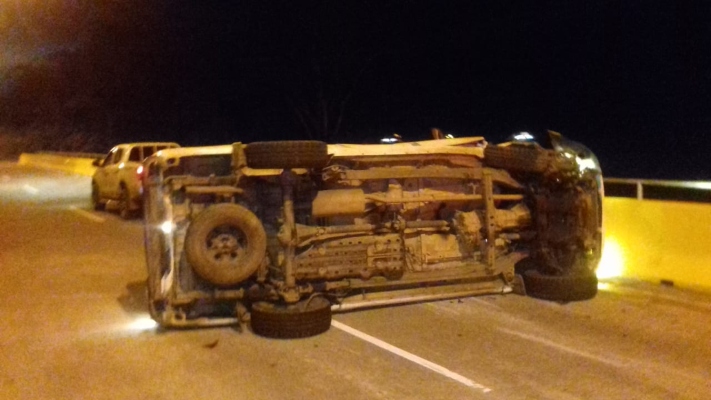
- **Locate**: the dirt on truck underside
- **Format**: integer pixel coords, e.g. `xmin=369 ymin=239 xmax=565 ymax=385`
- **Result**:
xmin=142 ymin=132 xmax=603 ymax=338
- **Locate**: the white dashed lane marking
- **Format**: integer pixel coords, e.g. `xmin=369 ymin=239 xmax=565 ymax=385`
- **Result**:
xmin=498 ymin=327 xmax=629 ymax=368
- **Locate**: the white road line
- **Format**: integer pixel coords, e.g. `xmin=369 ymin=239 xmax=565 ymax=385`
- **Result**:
xmin=23 ymin=184 xmax=39 ymax=194
xmin=498 ymin=327 xmax=629 ymax=368
xmin=469 ymin=297 xmax=502 ymax=309
xmin=424 ymin=302 xmax=462 ymax=316
xmin=69 ymin=206 xmax=106 ymax=223
xmin=331 ymin=320 xmax=492 ymax=393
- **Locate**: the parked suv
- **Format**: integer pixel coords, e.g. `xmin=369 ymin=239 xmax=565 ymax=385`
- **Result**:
xmin=92 ymin=142 xmax=179 ymax=218
xmin=142 ymin=132 xmax=602 ymax=338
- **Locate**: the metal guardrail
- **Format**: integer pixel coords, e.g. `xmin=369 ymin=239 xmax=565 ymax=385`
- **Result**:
xmin=604 ymin=178 xmax=711 ymax=203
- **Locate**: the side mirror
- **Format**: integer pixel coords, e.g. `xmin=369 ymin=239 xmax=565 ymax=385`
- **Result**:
xmin=92 ymin=158 xmax=102 ymax=167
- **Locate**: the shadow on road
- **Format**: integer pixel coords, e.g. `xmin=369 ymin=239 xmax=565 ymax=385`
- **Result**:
xmin=118 ymin=280 xmax=148 ymax=315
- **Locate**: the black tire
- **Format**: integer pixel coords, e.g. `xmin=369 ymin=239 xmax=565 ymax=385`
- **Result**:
xmin=118 ymin=185 xmax=136 ymax=219
xmin=251 ymin=297 xmax=332 ymax=339
xmin=91 ymin=182 xmax=104 ymax=211
xmin=484 ymin=145 xmax=550 ymax=173
xmin=514 ymin=257 xmax=538 ymax=275
xmin=522 ymin=269 xmax=598 ymax=302
xmin=184 ymin=203 xmax=267 ymax=286
xmin=245 ymin=141 xmax=329 ymax=170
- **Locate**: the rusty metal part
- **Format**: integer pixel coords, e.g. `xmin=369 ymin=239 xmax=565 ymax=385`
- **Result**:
xmin=294 ymin=234 xmax=404 ymax=280
xmin=184 ymin=186 xmax=243 ymax=195
xmin=312 ymin=189 xmax=366 ymax=218
xmin=364 ymin=193 xmax=523 ymax=204
xmin=279 ymin=170 xmax=299 ymax=303
xmin=482 ymin=169 xmax=497 ymax=270
xmin=331 ymin=280 xmax=511 ymax=312
xmin=329 ymin=166 xmax=522 ymax=189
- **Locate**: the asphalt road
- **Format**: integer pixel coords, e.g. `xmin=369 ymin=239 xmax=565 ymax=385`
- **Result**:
xmin=1 ymin=162 xmax=709 ymax=400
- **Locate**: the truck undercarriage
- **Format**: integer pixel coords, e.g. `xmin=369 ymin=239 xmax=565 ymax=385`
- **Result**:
xmin=143 ymin=132 xmax=602 ymax=338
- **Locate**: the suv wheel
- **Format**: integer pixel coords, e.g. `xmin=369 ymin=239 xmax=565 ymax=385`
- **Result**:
xmin=251 ymin=297 xmax=332 ymax=339
xmin=118 ymin=185 xmax=135 ymax=219
xmin=91 ymin=182 xmax=104 ymax=211
xmin=521 ymin=269 xmax=598 ymax=302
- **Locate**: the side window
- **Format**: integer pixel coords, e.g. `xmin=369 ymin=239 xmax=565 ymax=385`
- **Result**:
xmin=129 ymin=147 xmax=142 ymax=162
xmin=104 ymin=148 xmax=123 ymax=166
xmin=102 ymin=151 xmax=114 ymax=166
xmin=113 ymin=148 xmax=125 ymax=164
xmin=143 ymin=146 xmax=156 ymax=159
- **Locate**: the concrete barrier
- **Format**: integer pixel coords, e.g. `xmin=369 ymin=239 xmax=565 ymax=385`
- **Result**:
xmin=600 ymin=197 xmax=711 ymax=292
xmin=18 ymin=153 xmax=97 ymax=177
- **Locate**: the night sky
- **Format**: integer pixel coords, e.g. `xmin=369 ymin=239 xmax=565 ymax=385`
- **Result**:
xmin=1 ymin=1 xmax=710 ymax=179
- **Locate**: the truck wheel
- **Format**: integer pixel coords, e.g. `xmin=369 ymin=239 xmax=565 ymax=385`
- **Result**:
xmin=184 ymin=203 xmax=267 ymax=286
xmin=484 ymin=145 xmax=550 ymax=173
xmin=119 ymin=185 xmax=137 ymax=219
xmin=522 ymin=269 xmax=598 ymax=302
xmin=245 ymin=141 xmax=329 ymax=169
xmin=251 ymin=297 xmax=332 ymax=339
xmin=91 ymin=182 xmax=104 ymax=211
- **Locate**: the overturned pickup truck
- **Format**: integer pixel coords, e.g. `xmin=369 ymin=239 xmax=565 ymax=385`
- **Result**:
xmin=142 ymin=131 xmax=602 ymax=338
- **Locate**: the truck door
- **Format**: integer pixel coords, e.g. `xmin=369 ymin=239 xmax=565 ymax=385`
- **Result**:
xmin=102 ymin=147 xmax=124 ymax=199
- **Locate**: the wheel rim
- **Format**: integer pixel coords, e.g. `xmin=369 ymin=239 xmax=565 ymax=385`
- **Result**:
xmin=206 ymin=225 xmax=248 ymax=265
xmin=184 ymin=203 xmax=267 ymax=286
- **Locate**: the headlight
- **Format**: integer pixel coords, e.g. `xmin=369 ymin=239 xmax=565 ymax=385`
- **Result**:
xmin=160 ymin=221 xmax=174 ymax=234
xmin=549 ymin=130 xmax=602 ymax=175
